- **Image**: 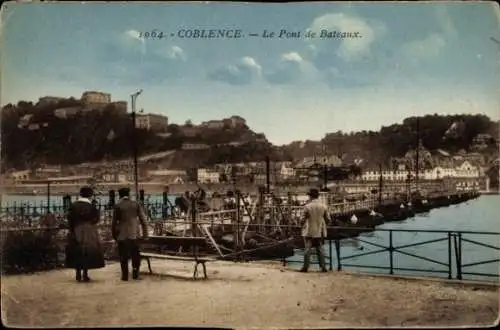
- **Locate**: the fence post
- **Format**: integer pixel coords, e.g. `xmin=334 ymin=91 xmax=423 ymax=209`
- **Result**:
xmin=162 ymin=189 xmax=169 ymax=219
xmin=447 ymin=232 xmax=452 ymax=279
xmin=453 ymin=232 xmax=462 ymax=280
xmin=334 ymin=238 xmax=342 ymax=271
xmin=457 ymin=233 xmax=462 ymax=280
xmin=389 ymin=230 xmax=394 ymax=275
xmin=328 ymin=239 xmax=333 ymax=271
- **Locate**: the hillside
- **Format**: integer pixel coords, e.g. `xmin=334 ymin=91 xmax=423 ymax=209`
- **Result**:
xmin=0 ymin=99 xmax=281 ymax=171
xmin=279 ymin=114 xmax=499 ymax=167
xmin=1 ymin=98 xmax=498 ymax=171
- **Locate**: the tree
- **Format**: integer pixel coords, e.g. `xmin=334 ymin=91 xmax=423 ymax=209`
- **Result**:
xmin=185 ymin=119 xmax=193 ymax=127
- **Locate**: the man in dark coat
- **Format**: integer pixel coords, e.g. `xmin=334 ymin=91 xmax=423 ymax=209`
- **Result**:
xmin=66 ymin=186 xmax=105 ymax=282
xmin=112 ymin=187 xmax=149 ymax=281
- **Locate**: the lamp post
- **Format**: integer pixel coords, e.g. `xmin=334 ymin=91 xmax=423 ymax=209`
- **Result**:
xmin=130 ymin=89 xmax=143 ymax=201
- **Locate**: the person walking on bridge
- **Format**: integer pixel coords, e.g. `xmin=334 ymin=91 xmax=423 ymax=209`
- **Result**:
xmin=300 ymin=188 xmax=328 ymax=273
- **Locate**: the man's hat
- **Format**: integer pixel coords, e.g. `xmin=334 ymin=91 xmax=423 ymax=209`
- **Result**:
xmin=118 ymin=187 xmax=130 ymax=197
xmin=307 ymin=188 xmax=320 ymax=198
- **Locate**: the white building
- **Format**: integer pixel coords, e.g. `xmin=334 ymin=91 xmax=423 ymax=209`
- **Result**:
xmin=136 ymin=114 xmax=169 ymax=132
xmin=197 ymin=168 xmax=220 ymax=184
xmin=81 ymin=91 xmax=111 ymax=105
xmin=361 ymin=161 xmax=481 ymax=182
xmin=9 ymin=170 xmax=31 ymax=183
xmin=279 ymin=162 xmax=295 ymax=179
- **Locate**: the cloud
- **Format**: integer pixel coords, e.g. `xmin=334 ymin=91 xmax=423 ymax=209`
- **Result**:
xmin=399 ymin=7 xmax=455 ymax=64
xmin=121 ymin=29 xmax=146 ymax=54
xmin=434 ymin=6 xmax=458 ymax=40
xmin=264 ymin=52 xmax=308 ymax=85
xmin=166 ymin=46 xmax=186 ymax=61
xmin=93 ymin=31 xmax=189 ymax=85
xmin=309 ymin=13 xmax=386 ymax=62
xmin=401 ymin=33 xmax=446 ymax=60
xmin=207 ymin=56 xmax=261 ymax=85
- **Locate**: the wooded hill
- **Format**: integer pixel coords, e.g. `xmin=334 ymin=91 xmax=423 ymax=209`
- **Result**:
xmin=1 ymin=98 xmax=498 ymax=171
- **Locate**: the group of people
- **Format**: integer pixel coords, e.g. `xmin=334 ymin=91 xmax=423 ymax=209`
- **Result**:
xmin=65 ymin=185 xmax=331 ymax=281
xmin=65 ymin=186 xmax=149 ymax=282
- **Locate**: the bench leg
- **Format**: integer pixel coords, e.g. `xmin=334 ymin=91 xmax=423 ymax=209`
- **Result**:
xmin=201 ymin=262 xmax=208 ymax=279
xmin=146 ymin=257 xmax=153 ymax=274
xmin=193 ymin=262 xmax=199 ymax=279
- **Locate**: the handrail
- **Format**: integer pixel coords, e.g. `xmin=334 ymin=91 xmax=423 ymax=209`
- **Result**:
xmin=284 ymin=228 xmax=499 ymax=282
xmin=2 ymin=222 xmax=500 ymax=236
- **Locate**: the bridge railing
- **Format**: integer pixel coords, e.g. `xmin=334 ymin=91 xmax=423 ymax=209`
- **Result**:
xmin=284 ymin=226 xmax=500 ymax=282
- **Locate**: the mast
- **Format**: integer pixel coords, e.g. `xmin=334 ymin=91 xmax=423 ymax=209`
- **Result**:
xmin=415 ymin=117 xmax=420 ymax=193
xmin=378 ymin=163 xmax=383 ymax=206
xmin=265 ymin=155 xmax=270 ymax=194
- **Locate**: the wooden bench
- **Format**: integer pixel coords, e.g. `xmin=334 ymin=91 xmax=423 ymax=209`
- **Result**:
xmin=140 ymin=252 xmax=214 ymax=279
xmin=139 ymin=236 xmax=215 ymax=279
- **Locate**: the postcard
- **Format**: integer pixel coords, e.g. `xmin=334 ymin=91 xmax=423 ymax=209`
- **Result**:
xmin=1 ymin=1 xmax=499 ymax=329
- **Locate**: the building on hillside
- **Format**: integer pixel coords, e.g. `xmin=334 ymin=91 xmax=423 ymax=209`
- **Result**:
xmin=229 ymin=115 xmax=246 ymax=127
xmin=33 ymin=166 xmax=62 ymax=179
xmin=197 ymin=168 xmax=220 ymax=184
xmin=53 ymin=107 xmax=80 ymax=118
xmin=472 ymin=133 xmax=494 ymax=149
xmin=253 ymin=173 xmax=270 ymax=185
xmin=360 ymin=161 xmax=482 ymax=182
xmin=179 ymin=125 xmax=199 ymax=137
xmin=298 ymin=155 xmax=342 ymax=167
xmin=454 ymin=160 xmax=481 ymax=178
xmin=38 ymin=96 xmax=66 ymax=106
xmin=201 ymin=120 xmax=224 ymax=129
xmin=214 ymin=163 xmax=233 ymax=176
xmin=81 ymin=91 xmax=111 ymax=105
xmin=100 ymin=171 xmax=134 ymax=183
xmin=112 ymin=101 xmax=128 ymax=114
xmin=254 ymin=133 xmax=267 ymax=143
xmin=147 ymin=169 xmax=187 ymax=184
xmin=18 ymin=114 xmax=33 ymax=128
xmin=136 ymin=113 xmax=169 ymax=132
xmin=181 ymin=143 xmax=210 ymax=150
xmin=279 ymin=161 xmax=295 ymax=180
xmin=9 ymin=170 xmax=31 ymax=183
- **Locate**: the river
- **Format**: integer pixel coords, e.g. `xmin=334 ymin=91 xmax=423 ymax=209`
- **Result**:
xmin=288 ymin=195 xmax=500 ymax=282
xmin=2 ymin=193 xmax=498 ymax=282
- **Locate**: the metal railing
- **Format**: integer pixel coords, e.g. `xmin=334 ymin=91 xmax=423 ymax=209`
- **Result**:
xmin=285 ymin=226 xmax=500 ymax=282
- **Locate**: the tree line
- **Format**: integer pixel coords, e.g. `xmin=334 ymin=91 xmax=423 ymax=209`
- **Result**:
xmin=1 ymin=100 xmax=498 ymax=171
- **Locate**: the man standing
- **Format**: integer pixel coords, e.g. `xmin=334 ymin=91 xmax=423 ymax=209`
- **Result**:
xmin=112 ymin=187 xmax=149 ymax=281
xmin=300 ymin=188 xmax=329 ymax=273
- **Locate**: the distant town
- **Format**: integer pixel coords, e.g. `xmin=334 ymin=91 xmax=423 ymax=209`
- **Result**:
xmin=1 ymin=90 xmax=499 ymax=192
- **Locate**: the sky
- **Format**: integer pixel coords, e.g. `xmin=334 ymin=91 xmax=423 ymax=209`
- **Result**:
xmin=1 ymin=1 xmax=500 ymax=145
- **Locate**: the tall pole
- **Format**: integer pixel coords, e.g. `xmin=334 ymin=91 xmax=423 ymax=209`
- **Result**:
xmin=265 ymin=156 xmax=270 ymax=194
xmin=378 ymin=163 xmax=383 ymax=206
xmin=130 ymin=89 xmax=143 ymax=201
xmin=323 ymin=165 xmax=328 ymax=190
xmin=415 ymin=117 xmax=420 ymax=193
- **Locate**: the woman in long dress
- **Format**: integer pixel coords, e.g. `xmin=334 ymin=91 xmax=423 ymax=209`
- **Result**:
xmin=65 ymin=186 xmax=105 ymax=282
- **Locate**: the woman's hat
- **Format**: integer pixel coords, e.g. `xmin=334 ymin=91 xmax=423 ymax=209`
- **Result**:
xmin=307 ymin=188 xmax=320 ymax=198
xmin=79 ymin=186 xmax=94 ymax=198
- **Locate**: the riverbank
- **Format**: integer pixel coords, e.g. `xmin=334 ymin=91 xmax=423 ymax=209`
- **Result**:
xmin=0 ymin=183 xmax=314 ymax=196
xmin=1 ymin=260 xmax=497 ymax=328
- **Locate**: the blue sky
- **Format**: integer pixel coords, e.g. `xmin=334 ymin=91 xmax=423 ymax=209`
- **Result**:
xmin=2 ymin=2 xmax=500 ymax=145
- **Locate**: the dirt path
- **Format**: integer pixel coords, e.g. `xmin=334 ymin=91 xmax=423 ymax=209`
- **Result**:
xmin=1 ymin=260 xmax=498 ymax=328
